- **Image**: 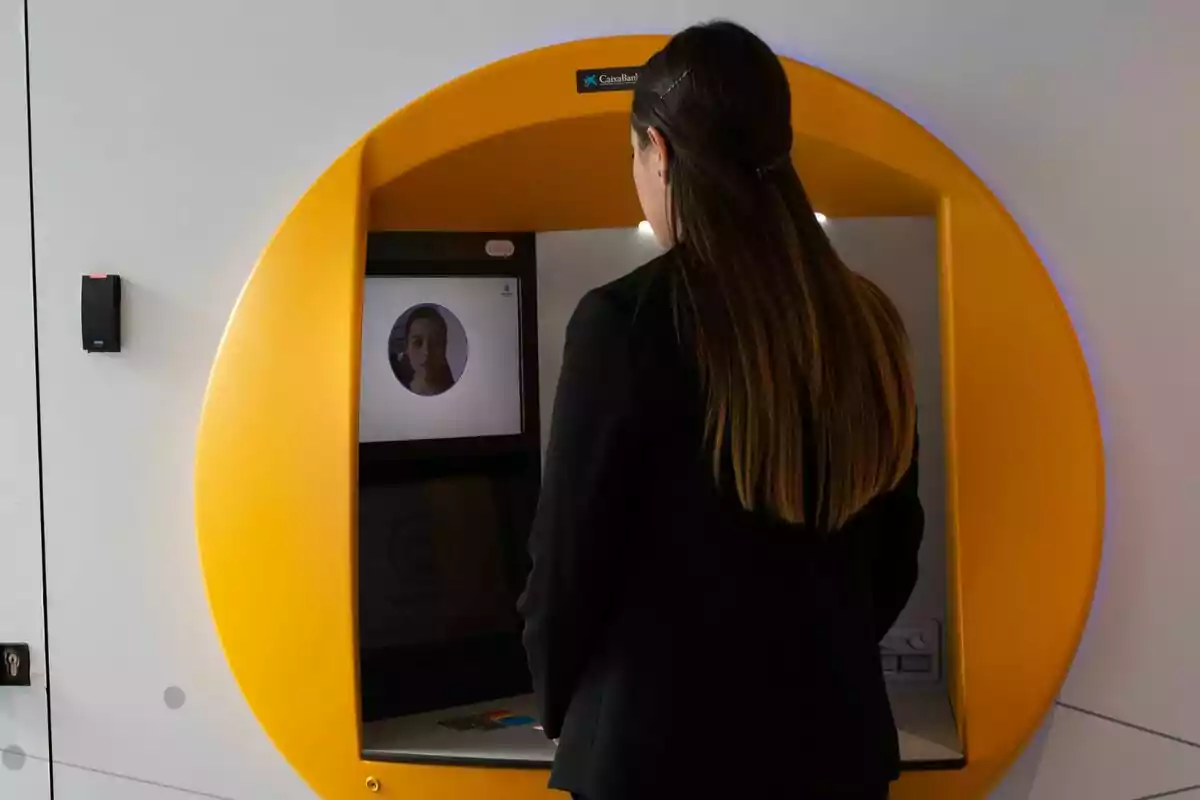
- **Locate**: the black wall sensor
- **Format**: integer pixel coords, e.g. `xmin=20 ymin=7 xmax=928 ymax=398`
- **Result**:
xmin=82 ymin=274 xmax=121 ymax=353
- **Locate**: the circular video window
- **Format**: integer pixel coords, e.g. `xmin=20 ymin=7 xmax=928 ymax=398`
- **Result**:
xmin=388 ymin=304 xmax=468 ymax=397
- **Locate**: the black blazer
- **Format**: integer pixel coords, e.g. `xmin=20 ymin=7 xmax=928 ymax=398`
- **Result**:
xmin=519 ymin=253 xmax=923 ymax=799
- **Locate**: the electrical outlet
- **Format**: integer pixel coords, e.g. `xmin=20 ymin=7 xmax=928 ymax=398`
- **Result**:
xmin=880 ymin=621 xmax=940 ymax=683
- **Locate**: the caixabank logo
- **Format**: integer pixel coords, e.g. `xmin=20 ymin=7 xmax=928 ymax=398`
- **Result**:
xmin=576 ymin=66 xmax=641 ymax=93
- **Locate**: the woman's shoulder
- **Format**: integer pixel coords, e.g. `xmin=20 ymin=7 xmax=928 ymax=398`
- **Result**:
xmin=568 ymin=252 xmax=685 ymax=383
xmin=586 ymin=249 xmax=678 ymax=324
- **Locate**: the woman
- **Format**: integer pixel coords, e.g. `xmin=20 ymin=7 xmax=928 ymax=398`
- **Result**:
xmin=391 ymin=305 xmax=456 ymax=396
xmin=519 ymin=20 xmax=922 ymax=800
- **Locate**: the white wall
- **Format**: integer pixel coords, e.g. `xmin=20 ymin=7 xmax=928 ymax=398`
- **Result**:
xmin=22 ymin=1 xmax=1200 ymax=798
xmin=0 ymin=1 xmax=51 ymax=798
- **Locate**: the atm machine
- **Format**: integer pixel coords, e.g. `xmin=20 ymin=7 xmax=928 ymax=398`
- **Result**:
xmin=355 ymin=232 xmax=545 ymax=762
xmin=356 ymin=225 xmax=961 ymax=770
xmin=194 ymin=34 xmax=1102 ymax=800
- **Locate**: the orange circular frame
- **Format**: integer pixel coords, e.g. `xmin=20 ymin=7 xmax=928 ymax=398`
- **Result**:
xmin=196 ymin=36 xmax=1103 ymax=800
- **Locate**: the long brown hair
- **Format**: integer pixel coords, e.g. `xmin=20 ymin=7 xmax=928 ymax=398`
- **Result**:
xmin=632 ymin=21 xmax=916 ymax=529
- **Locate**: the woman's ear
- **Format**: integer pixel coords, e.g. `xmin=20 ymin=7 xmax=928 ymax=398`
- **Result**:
xmin=646 ymin=126 xmax=669 ymax=184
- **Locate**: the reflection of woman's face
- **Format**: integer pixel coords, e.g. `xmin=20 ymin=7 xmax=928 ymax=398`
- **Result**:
xmin=406 ymin=317 xmax=446 ymax=377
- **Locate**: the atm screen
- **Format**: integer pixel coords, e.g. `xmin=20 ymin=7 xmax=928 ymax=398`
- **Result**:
xmin=358 ymin=476 xmax=522 ymax=650
xmin=357 ymin=472 xmax=533 ymax=721
xmin=359 ymin=275 xmax=524 ymax=443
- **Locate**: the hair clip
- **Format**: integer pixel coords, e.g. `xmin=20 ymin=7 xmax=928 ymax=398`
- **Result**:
xmin=755 ymin=152 xmax=792 ymax=178
xmin=658 ymin=69 xmax=691 ymax=99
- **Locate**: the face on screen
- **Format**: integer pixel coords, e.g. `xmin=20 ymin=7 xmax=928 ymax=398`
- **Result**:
xmin=361 ymin=276 xmax=520 ymax=443
xmin=407 ymin=317 xmax=443 ymax=373
xmin=389 ymin=305 xmax=465 ymax=397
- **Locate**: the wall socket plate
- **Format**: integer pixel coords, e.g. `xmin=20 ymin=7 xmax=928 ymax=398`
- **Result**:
xmin=880 ymin=620 xmax=941 ymax=683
